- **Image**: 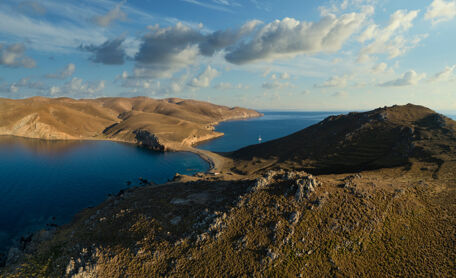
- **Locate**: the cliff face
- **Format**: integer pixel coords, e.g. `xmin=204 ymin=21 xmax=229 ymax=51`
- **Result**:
xmin=0 ymin=97 xmax=262 ymax=150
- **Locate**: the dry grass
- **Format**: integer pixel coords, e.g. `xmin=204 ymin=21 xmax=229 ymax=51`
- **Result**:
xmin=2 ymin=162 xmax=454 ymax=277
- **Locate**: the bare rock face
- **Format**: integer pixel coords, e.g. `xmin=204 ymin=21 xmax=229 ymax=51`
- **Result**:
xmin=295 ymin=176 xmax=319 ymax=202
xmin=133 ymin=129 xmax=165 ymax=151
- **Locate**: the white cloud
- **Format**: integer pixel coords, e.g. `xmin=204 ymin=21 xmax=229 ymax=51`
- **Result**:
xmin=92 ymin=0 xmax=127 ymax=27
xmin=0 ymin=43 xmax=36 ymax=68
xmin=379 ymin=70 xmax=425 ymax=87
xmin=425 ymin=0 xmax=456 ymax=24
xmin=50 ymin=77 xmax=106 ymax=97
xmin=226 ymin=12 xmax=369 ymax=64
xmin=46 ymin=63 xmax=75 ymax=79
xmin=314 ymin=75 xmax=350 ymax=88
xmin=429 ymin=65 xmax=456 ymax=82
xmin=358 ymin=9 xmax=422 ymax=62
xmin=189 ymin=66 xmax=219 ymax=88
xmin=49 ymin=86 xmax=61 ymax=96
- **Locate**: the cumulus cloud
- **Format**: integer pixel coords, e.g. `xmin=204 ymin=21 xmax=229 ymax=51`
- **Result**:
xmin=225 ymin=12 xmax=368 ymax=64
xmin=425 ymin=0 xmax=456 ymax=24
xmin=429 ymin=65 xmax=456 ymax=82
xmin=379 ymin=70 xmax=425 ymax=87
xmin=0 ymin=43 xmax=36 ymax=68
xmin=50 ymin=77 xmax=106 ymax=97
xmin=134 ymin=23 xmax=203 ymax=78
xmin=81 ymin=38 xmax=126 ymax=65
xmin=358 ymin=9 xmax=422 ymax=62
xmin=92 ymin=1 xmax=127 ymax=27
xmin=46 ymin=63 xmax=76 ymax=79
xmin=314 ymin=75 xmax=350 ymax=88
xmin=133 ymin=21 xmax=261 ymax=78
xmin=189 ymin=66 xmax=219 ymax=88
xmin=199 ymin=20 xmax=262 ymax=56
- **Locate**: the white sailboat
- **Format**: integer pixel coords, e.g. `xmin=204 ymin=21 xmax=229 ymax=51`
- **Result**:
xmin=258 ymin=135 xmax=262 ymax=143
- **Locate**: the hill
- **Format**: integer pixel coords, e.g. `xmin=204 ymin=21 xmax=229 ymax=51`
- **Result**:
xmin=0 ymin=97 xmax=261 ymax=151
xmin=231 ymin=104 xmax=456 ymax=174
xmin=1 ymin=104 xmax=455 ymax=277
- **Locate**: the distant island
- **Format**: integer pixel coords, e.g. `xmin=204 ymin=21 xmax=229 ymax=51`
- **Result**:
xmin=1 ymin=104 xmax=455 ymax=277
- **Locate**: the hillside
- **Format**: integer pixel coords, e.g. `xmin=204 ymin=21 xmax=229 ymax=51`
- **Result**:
xmin=231 ymin=104 xmax=456 ymax=174
xmin=0 ymin=97 xmax=262 ymax=151
xmin=1 ymin=104 xmax=455 ymax=277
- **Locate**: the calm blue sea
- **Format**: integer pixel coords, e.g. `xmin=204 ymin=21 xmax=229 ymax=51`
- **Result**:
xmin=0 ymin=138 xmax=208 ymax=252
xmin=197 ymin=111 xmax=337 ymax=152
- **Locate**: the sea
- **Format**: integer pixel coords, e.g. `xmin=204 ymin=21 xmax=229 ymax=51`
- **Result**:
xmin=1 ymin=110 xmax=453 ymax=253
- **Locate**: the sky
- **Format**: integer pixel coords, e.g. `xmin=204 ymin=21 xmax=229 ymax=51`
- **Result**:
xmin=0 ymin=0 xmax=455 ymax=111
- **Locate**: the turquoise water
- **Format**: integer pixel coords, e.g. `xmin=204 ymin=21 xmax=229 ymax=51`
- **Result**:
xmin=0 ymin=137 xmax=208 ymax=252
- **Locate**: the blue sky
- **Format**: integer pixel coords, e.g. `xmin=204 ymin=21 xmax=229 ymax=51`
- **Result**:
xmin=0 ymin=0 xmax=455 ymax=111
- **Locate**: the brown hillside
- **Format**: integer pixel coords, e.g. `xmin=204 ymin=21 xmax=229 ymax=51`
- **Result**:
xmin=0 ymin=97 xmax=262 ymax=150
xmin=231 ymin=104 xmax=456 ymax=174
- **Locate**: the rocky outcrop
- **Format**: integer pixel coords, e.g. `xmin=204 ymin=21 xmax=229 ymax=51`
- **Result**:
xmin=294 ymin=176 xmax=319 ymax=202
xmin=133 ymin=129 xmax=165 ymax=151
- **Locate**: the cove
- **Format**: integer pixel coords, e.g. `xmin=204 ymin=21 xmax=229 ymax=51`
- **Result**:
xmin=0 ymin=136 xmax=208 ymax=252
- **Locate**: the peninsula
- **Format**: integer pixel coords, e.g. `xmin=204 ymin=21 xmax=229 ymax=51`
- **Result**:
xmin=0 ymin=97 xmax=262 ymax=152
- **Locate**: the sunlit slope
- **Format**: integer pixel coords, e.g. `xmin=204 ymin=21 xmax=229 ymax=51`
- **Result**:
xmin=0 ymin=97 xmax=262 ymax=149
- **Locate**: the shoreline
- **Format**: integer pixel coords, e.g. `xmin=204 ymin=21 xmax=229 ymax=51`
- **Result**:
xmin=0 ymin=113 xmax=263 ymax=174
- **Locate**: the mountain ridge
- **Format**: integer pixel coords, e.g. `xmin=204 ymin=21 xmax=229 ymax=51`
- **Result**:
xmin=231 ymin=103 xmax=456 ymax=175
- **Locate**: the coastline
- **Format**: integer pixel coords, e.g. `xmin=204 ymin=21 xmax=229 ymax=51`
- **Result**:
xmin=0 ymin=113 xmax=263 ymax=174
